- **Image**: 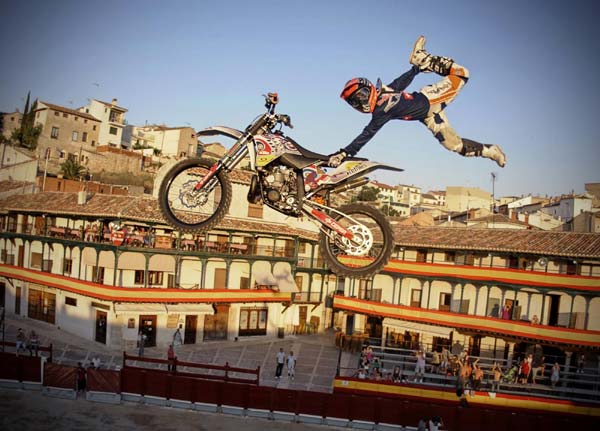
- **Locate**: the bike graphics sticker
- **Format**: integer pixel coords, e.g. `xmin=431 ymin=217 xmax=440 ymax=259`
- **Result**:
xmin=255 ymin=134 xmax=301 ymax=166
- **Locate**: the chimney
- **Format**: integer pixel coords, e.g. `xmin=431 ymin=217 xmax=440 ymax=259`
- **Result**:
xmin=77 ymin=191 xmax=88 ymax=205
xmin=111 ymin=98 xmax=118 ymax=105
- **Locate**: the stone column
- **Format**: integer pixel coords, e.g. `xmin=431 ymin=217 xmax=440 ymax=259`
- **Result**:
xmin=505 ymin=341 xmax=515 ymax=366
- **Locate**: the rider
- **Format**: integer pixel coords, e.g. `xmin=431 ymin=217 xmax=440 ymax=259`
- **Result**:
xmin=329 ymin=36 xmax=506 ymax=168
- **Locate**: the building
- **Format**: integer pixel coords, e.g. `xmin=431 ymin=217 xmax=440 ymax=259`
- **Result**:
xmin=542 ymin=195 xmax=593 ymax=223
xmin=445 ymin=186 xmax=492 ymax=213
xmin=396 ymin=184 xmax=421 ymax=208
xmin=123 ymin=124 xmax=199 ymax=158
xmin=0 ymin=111 xmax=23 ymax=140
xmin=79 ymin=99 xmax=127 ymax=148
xmin=1 ymin=173 xmax=599 ymax=367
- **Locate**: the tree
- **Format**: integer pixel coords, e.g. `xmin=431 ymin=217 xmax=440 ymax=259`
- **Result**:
xmin=11 ymin=92 xmax=42 ymax=150
xmin=60 ymin=158 xmax=87 ymax=180
xmin=356 ymin=186 xmax=379 ymax=202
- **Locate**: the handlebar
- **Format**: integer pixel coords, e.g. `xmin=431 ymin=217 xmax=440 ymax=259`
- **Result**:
xmin=263 ymin=93 xmax=293 ymax=128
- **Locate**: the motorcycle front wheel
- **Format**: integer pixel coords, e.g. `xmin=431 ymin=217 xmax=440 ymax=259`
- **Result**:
xmin=158 ymin=158 xmax=232 ymax=233
xmin=318 ymin=203 xmax=394 ymax=277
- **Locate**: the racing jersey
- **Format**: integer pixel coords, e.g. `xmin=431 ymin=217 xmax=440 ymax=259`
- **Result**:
xmin=343 ymin=66 xmax=430 ymax=156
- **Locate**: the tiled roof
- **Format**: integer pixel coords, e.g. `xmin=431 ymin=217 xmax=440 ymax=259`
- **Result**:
xmin=0 ymin=191 xmax=317 ymax=240
xmin=38 ymin=102 xmax=101 ymax=122
xmin=469 ymin=213 xmax=530 ymax=226
xmin=393 ymin=226 xmax=600 ymax=259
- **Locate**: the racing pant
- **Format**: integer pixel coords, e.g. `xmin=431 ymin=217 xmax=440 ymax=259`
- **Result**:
xmin=419 ymin=64 xmax=481 ymax=157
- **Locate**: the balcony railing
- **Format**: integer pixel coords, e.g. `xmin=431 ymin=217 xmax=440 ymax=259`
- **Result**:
xmin=0 ymin=226 xmax=296 ymax=260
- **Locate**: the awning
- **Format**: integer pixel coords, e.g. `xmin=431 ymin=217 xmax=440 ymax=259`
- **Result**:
xmin=114 ymin=303 xmax=167 ymax=314
xmin=165 ymin=303 xmax=214 ymax=314
xmin=383 ymin=317 xmax=452 ymax=338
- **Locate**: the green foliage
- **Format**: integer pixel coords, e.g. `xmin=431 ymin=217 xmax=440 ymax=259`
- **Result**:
xmin=381 ymin=204 xmax=400 ymax=217
xmin=356 ymin=186 xmax=379 ymax=202
xmin=60 ymin=158 xmax=87 ymax=180
xmin=10 ymin=94 xmax=41 ymax=150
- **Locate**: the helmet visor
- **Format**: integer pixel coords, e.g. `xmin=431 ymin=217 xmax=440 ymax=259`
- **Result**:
xmin=347 ymin=87 xmax=372 ymax=112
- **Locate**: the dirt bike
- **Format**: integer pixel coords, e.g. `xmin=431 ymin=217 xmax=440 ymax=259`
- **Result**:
xmin=158 ymin=93 xmax=402 ymax=277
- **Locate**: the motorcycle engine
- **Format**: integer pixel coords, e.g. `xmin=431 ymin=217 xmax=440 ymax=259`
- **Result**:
xmin=261 ymin=165 xmax=300 ymax=214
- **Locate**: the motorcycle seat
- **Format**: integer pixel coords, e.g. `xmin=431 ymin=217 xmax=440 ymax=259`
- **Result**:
xmin=291 ymin=139 xmax=368 ymax=163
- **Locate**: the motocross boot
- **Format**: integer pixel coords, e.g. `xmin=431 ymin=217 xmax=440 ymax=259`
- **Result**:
xmin=409 ymin=35 xmax=454 ymax=76
xmin=482 ymin=144 xmax=507 ymax=168
xmin=460 ymin=139 xmax=506 ymax=168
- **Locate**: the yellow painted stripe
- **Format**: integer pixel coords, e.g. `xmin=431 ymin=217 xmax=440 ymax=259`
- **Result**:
xmin=334 ymin=296 xmax=600 ymax=347
xmin=0 ymin=264 xmax=291 ymax=303
xmin=334 ymin=379 xmax=600 ymax=416
xmin=340 ymin=257 xmax=600 ymax=291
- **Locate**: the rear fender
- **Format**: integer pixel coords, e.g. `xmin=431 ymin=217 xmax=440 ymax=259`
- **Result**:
xmin=326 ymin=160 xmax=403 ymax=185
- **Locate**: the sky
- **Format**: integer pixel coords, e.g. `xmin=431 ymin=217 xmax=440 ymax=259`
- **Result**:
xmin=1 ymin=0 xmax=599 ymax=198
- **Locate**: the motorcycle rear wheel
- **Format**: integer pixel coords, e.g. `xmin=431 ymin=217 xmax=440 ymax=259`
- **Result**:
xmin=158 ymin=158 xmax=232 ymax=233
xmin=318 ymin=203 xmax=394 ymax=277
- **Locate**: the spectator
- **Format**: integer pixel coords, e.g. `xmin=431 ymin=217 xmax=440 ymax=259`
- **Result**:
xmin=76 ymin=362 xmax=87 ymax=394
xmin=429 ymin=416 xmax=444 ymax=431
xmin=472 ymin=360 xmax=483 ymax=391
xmin=15 ymin=328 xmax=27 ymax=355
xmin=440 ymin=347 xmax=450 ymax=373
xmin=489 ymin=303 xmax=500 ymax=318
xmin=356 ymin=368 xmax=367 ymax=379
xmin=137 ymin=331 xmax=147 ymax=357
xmin=551 ymin=362 xmax=560 ymax=388
xmin=491 ymin=362 xmax=502 ymax=392
xmin=91 ymin=356 xmax=101 ymax=369
xmin=532 ymin=356 xmax=545 ymax=384
xmin=417 ymin=418 xmax=427 ymax=431
xmin=28 ymin=330 xmax=40 ymax=357
xmin=167 ymin=344 xmax=177 ymax=372
xmin=173 ymin=325 xmax=183 ymax=351
xmin=372 ymin=357 xmax=382 ymax=374
xmin=577 ymin=354 xmax=585 ymax=374
xmin=392 ymin=365 xmax=403 ymax=383
xmin=431 ymin=350 xmax=441 ymax=374
xmin=287 ymin=351 xmax=297 ymax=380
xmin=531 ymin=314 xmax=540 ymax=325
xmin=415 ymin=350 xmax=426 ymax=383
xmin=275 ymin=348 xmax=285 ymax=379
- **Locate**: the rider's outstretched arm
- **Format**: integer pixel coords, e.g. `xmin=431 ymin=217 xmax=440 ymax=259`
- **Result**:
xmin=386 ymin=65 xmax=420 ymax=92
xmin=343 ymin=115 xmax=388 ymax=156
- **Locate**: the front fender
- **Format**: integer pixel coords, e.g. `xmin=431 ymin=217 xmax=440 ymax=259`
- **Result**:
xmin=196 ymin=126 xmax=244 ymax=140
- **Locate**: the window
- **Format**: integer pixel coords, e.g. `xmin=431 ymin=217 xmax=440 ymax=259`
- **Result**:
xmin=134 ymin=270 xmax=164 ymax=285
xmin=30 ymin=252 xmax=42 ymax=269
xmin=65 ymin=297 xmax=77 ymax=306
xmin=93 ymin=125 xmax=97 ymax=131
xmin=72 ymin=131 xmax=78 ymax=141
xmin=92 ymin=266 xmax=105 ymax=283
xmin=84 ymin=119 xmax=88 ymax=124
xmin=74 ymin=116 xmax=79 ymax=121
xmin=82 ymin=132 xmax=87 ymax=142
xmin=54 ymin=111 xmax=59 ymax=116
xmin=51 ymin=127 xmax=59 ymax=139
xmin=238 ymin=308 xmax=268 ymax=336
xmin=109 ymin=126 xmax=118 ymax=135
xmin=247 ymin=203 xmax=263 ymax=218
xmin=410 ymin=289 xmax=422 ymax=307
xmin=63 ymin=258 xmax=73 ymax=274
xmin=439 ymin=292 xmax=451 ymax=311
xmin=416 ymin=249 xmax=427 ymax=263
xmin=63 ymin=113 xmax=68 ymax=118
xmin=444 ymin=251 xmax=456 ymax=262
xmin=91 ymin=140 xmax=95 ymax=146
xmin=240 ymin=276 xmax=250 ymax=289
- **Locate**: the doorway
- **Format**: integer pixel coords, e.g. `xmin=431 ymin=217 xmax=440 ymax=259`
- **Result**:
xmin=548 ymin=294 xmax=561 ymax=326
xmin=345 ymin=314 xmax=355 ymax=335
xmin=366 ymin=316 xmax=383 ymax=338
xmin=184 ymin=315 xmax=197 ymax=344
xmin=95 ymin=310 xmax=107 ymax=344
xmin=139 ymin=315 xmax=157 ymax=347
xmin=204 ymin=304 xmax=229 ymax=341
